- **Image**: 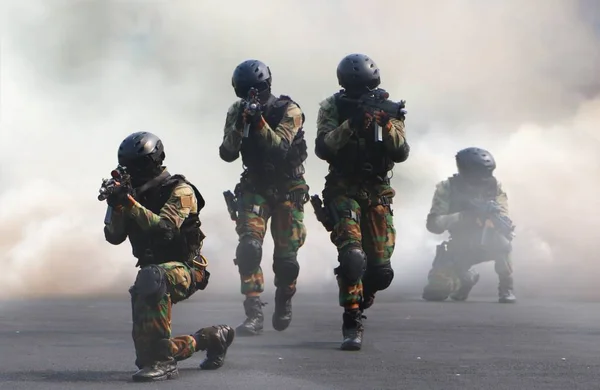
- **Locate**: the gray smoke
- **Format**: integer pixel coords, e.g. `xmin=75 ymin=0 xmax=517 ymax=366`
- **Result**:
xmin=1 ymin=0 xmax=599 ymax=300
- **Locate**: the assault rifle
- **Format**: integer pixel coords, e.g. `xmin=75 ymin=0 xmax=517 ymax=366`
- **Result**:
xmin=98 ymin=165 xmax=132 ymax=201
xmin=242 ymin=87 xmax=261 ymax=138
xmin=223 ymin=190 xmax=238 ymax=221
xmin=338 ymin=88 xmax=406 ymax=142
xmin=309 ymin=194 xmax=334 ymax=232
xmin=466 ymin=199 xmax=515 ymax=246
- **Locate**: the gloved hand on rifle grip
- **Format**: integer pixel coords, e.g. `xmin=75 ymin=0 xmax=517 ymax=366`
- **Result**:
xmin=348 ymin=109 xmax=371 ymax=130
xmin=374 ymin=110 xmax=392 ymax=130
xmin=106 ymin=184 xmax=130 ymax=208
xmin=243 ymin=106 xmax=263 ymax=128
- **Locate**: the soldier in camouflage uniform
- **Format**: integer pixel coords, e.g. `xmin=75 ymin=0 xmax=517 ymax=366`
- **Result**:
xmin=313 ymin=54 xmax=410 ymax=350
xmin=219 ymin=60 xmax=309 ymax=336
xmin=102 ymin=132 xmax=235 ymax=382
xmin=422 ymin=147 xmax=516 ymax=303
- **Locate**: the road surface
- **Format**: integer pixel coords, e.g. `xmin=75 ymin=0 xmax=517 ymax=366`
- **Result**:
xmin=0 ymin=292 xmax=599 ymax=390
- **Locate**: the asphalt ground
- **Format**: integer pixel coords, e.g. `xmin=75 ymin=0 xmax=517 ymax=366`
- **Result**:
xmin=1 ymin=292 xmax=599 ymax=390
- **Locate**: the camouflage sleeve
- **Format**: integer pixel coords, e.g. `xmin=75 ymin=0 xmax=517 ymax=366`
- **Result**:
xmin=128 ymin=183 xmax=197 ymax=231
xmin=219 ymin=102 xmax=243 ymax=161
xmin=103 ymin=205 xmax=128 ymax=245
xmin=383 ymin=117 xmax=409 ymax=162
xmin=495 ymin=181 xmax=509 ymax=218
xmin=316 ymin=96 xmax=354 ymax=153
xmin=426 ymin=180 xmax=452 ymax=234
xmin=255 ymin=102 xmax=303 ymax=149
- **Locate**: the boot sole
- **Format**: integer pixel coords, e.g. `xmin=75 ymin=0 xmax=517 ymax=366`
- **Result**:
xmin=132 ymin=369 xmax=179 ymax=382
xmin=340 ymin=342 xmax=362 ymax=351
xmin=235 ymin=326 xmax=263 ymax=336
xmin=272 ymin=315 xmax=292 ymax=332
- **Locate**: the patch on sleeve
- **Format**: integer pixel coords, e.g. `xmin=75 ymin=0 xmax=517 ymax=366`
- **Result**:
xmin=293 ymin=115 xmax=303 ymax=128
xmin=180 ymin=194 xmax=193 ymax=208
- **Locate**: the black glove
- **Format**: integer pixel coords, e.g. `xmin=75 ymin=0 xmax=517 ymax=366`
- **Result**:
xmin=244 ymin=104 xmax=263 ymax=128
xmin=106 ymin=186 xmax=129 ymax=208
xmin=348 ymin=109 xmax=369 ymax=131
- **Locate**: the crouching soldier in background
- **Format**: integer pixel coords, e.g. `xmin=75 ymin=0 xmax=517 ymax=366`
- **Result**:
xmin=422 ymin=147 xmax=516 ymax=304
xmin=100 ymin=131 xmax=235 ymax=382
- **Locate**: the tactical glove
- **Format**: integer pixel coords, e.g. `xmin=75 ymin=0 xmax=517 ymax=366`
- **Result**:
xmin=374 ymin=110 xmax=392 ymax=131
xmin=348 ymin=109 xmax=370 ymax=130
xmin=106 ymin=186 xmax=130 ymax=208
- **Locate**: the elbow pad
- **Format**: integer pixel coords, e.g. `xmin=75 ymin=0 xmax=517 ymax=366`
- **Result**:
xmin=155 ymin=219 xmax=178 ymax=242
xmin=104 ymin=226 xmax=126 ymax=245
xmin=219 ymin=144 xmax=239 ymax=162
xmin=389 ymin=141 xmax=410 ymax=163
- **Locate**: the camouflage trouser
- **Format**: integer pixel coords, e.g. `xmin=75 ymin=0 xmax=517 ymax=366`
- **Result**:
xmin=328 ymin=195 xmax=396 ymax=309
xmin=130 ymin=261 xmax=204 ymax=367
xmin=423 ymin=242 xmax=513 ymax=300
xmin=235 ymin=188 xmax=307 ymax=295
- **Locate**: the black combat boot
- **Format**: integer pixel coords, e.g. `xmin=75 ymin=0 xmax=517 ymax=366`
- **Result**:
xmin=272 ymin=286 xmax=295 ymax=331
xmin=450 ymin=270 xmax=480 ymax=301
xmin=193 ymin=325 xmax=235 ymax=370
xmin=236 ymin=296 xmax=265 ymax=336
xmin=340 ymin=309 xmax=365 ymax=351
xmin=132 ymin=359 xmax=178 ymax=382
xmin=498 ymin=276 xmax=516 ymax=303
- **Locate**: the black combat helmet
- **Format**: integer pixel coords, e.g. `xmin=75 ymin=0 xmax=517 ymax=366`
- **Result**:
xmin=231 ymin=59 xmax=272 ymax=99
xmin=118 ymin=131 xmax=165 ymax=179
xmin=336 ymin=53 xmax=381 ymax=92
xmin=455 ymin=147 xmax=496 ymax=179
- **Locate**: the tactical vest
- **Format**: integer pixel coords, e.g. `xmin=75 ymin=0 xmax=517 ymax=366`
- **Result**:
xmin=447 ymin=174 xmax=498 ymax=212
xmin=127 ymin=173 xmax=206 ymax=267
xmin=327 ymin=91 xmax=395 ymax=178
xmin=240 ymin=95 xmax=307 ymax=179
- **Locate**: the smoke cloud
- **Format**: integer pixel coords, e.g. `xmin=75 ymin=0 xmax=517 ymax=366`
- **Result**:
xmin=1 ymin=0 xmax=599 ymax=300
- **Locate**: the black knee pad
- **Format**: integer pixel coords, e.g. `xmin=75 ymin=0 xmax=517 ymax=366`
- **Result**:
xmin=336 ymin=247 xmax=367 ymax=284
xmin=273 ymin=255 xmax=300 ymax=287
xmin=363 ymin=262 xmax=395 ymax=292
xmin=134 ymin=265 xmax=167 ymax=304
xmin=235 ymin=236 xmax=262 ymax=275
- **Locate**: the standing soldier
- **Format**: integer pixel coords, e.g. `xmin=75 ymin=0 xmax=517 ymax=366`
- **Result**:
xmin=422 ymin=147 xmax=516 ymax=303
xmin=101 ymin=131 xmax=235 ymax=382
xmin=219 ymin=59 xmax=309 ymax=336
xmin=311 ymin=53 xmax=410 ymax=350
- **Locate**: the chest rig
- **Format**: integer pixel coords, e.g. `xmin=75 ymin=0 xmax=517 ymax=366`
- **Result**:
xmin=127 ymin=171 xmax=206 ymax=267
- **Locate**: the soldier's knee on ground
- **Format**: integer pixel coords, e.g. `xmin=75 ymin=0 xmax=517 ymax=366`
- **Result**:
xmin=133 ymin=265 xmax=167 ymax=304
xmin=363 ymin=262 xmax=395 ymax=292
xmin=422 ymin=274 xmax=455 ymax=302
xmin=336 ymin=247 xmax=367 ymax=284
xmin=273 ymin=255 xmax=300 ymax=287
xmin=422 ymin=285 xmax=451 ymax=301
xmin=235 ymin=236 xmax=262 ymax=275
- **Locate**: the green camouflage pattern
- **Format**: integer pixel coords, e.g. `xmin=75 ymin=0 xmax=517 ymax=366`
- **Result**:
xmin=105 ymin=168 xmax=198 ymax=240
xmin=221 ymin=99 xmax=304 ymax=155
xmin=131 ymin=262 xmax=202 ymax=366
xmin=316 ymin=94 xmax=407 ymax=153
xmin=424 ymin=177 xmax=513 ymax=297
xmin=327 ymin=194 xmax=396 ymax=308
xmin=235 ymin=179 xmax=308 ymax=295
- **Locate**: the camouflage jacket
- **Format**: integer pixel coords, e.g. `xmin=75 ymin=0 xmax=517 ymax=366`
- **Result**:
xmin=104 ymin=168 xmax=205 ymax=266
xmin=426 ymin=174 xmax=509 ymax=242
xmin=315 ymin=93 xmax=409 ymax=201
